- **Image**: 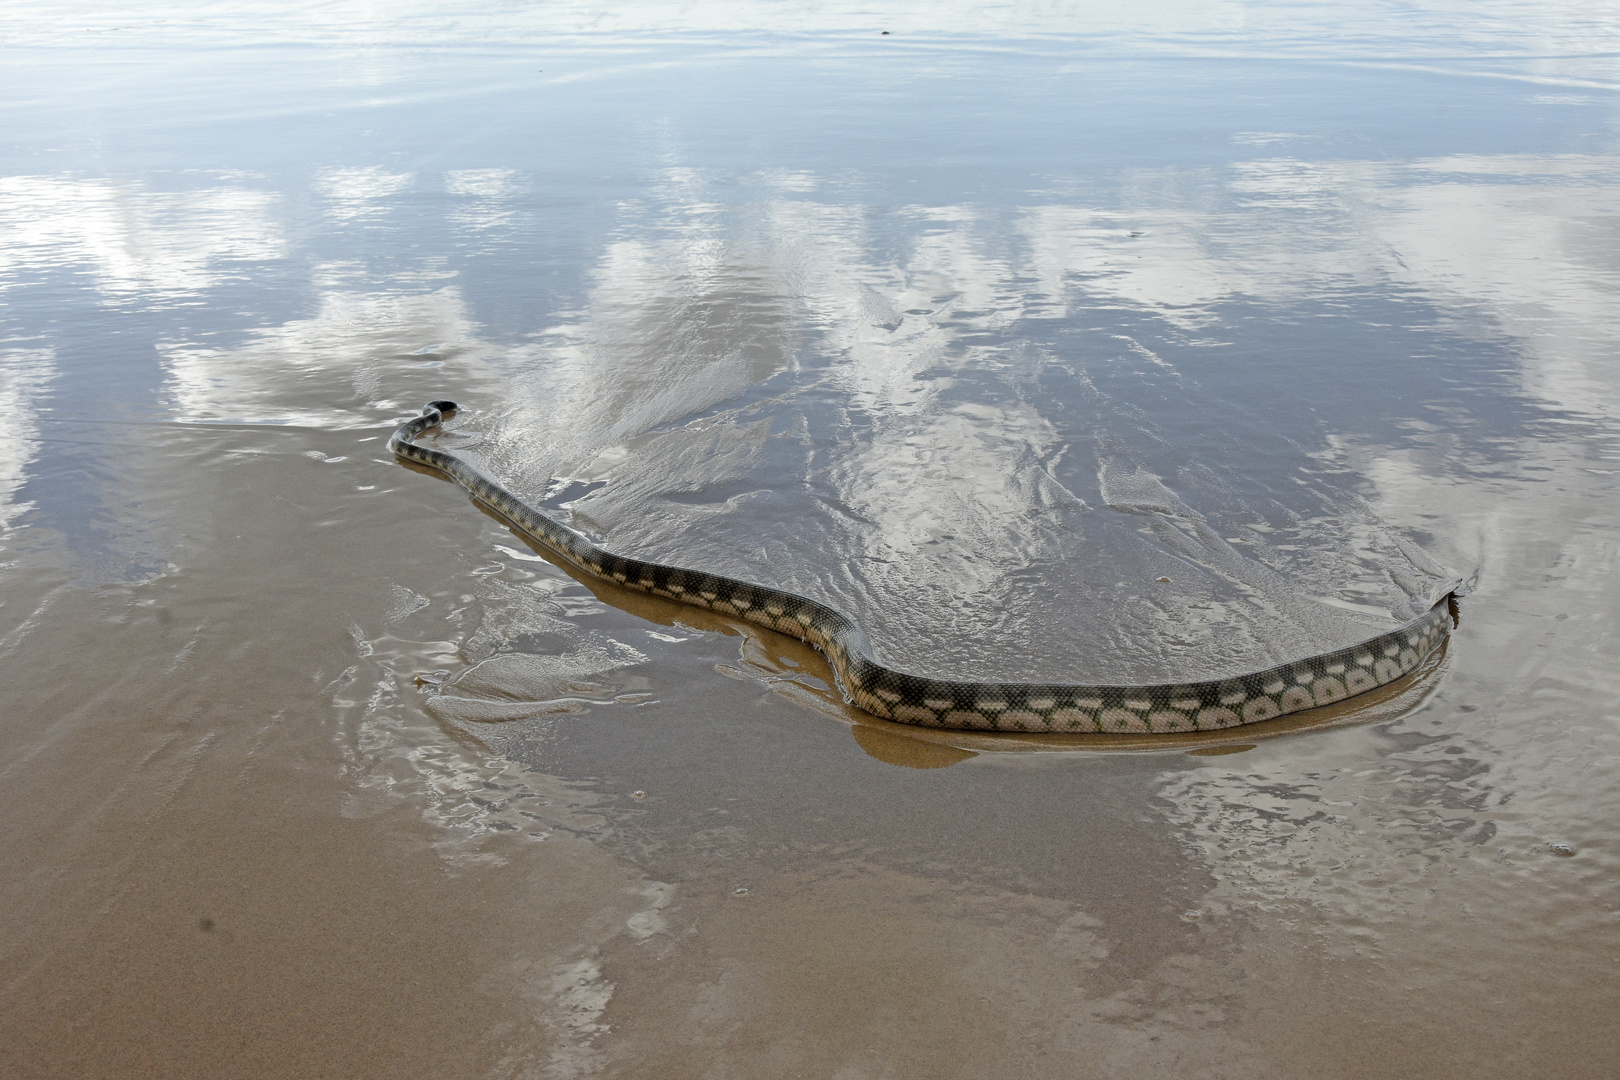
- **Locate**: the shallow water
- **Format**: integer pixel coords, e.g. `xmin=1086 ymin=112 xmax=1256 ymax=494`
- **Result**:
xmin=3 ymin=3 xmax=1619 ymax=1077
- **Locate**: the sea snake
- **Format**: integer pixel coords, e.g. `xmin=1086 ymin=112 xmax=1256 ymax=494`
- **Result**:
xmin=392 ymin=400 xmax=1459 ymax=734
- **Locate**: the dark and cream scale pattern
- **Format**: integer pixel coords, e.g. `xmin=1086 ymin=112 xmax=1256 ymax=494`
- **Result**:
xmin=392 ymin=402 xmax=1457 ymax=734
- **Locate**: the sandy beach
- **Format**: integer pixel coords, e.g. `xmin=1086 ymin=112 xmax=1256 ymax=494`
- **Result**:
xmin=3 ymin=4 xmax=1618 ymax=1077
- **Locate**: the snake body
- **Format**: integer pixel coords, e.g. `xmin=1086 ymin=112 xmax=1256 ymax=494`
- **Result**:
xmin=392 ymin=400 xmax=1457 ymax=734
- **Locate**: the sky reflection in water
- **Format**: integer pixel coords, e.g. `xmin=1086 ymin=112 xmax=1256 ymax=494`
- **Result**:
xmin=4 ymin=3 xmax=1620 ymax=1072
xmin=9 ymin=6 xmax=1615 ymax=675
xmin=0 ymin=0 xmax=1617 ymax=841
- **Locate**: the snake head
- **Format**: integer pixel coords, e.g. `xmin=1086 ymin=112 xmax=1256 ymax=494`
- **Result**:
xmin=425 ymin=399 xmax=459 ymax=417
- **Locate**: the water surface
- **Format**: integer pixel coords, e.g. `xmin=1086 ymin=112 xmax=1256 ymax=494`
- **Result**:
xmin=2 ymin=3 xmax=1618 ymax=1077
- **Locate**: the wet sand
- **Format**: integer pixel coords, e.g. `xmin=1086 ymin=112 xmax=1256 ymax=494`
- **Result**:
xmin=4 ymin=5 xmax=1620 ymax=1078
xmin=3 ymin=409 xmax=1616 ymax=1077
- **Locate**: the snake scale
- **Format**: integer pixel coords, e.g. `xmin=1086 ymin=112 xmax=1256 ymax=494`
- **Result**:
xmin=392 ymin=400 xmax=1458 ymax=734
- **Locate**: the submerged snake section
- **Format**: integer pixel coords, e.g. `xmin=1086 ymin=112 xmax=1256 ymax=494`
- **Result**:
xmin=392 ymin=400 xmax=1458 ymax=734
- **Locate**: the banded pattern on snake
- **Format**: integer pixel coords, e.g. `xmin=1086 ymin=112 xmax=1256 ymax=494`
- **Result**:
xmin=392 ymin=400 xmax=1458 ymax=734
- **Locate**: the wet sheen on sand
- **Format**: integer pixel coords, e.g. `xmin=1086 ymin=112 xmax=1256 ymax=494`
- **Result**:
xmin=2 ymin=4 xmax=1619 ymax=1078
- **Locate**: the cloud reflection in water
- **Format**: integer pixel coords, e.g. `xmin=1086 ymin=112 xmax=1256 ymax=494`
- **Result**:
xmin=481 ymin=145 xmax=1566 ymax=683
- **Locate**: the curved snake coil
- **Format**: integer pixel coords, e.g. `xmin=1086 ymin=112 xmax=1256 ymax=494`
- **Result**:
xmin=392 ymin=400 xmax=1458 ymax=734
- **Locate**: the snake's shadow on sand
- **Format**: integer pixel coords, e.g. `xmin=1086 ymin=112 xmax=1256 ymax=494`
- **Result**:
xmin=401 ymin=457 xmax=1458 ymax=770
